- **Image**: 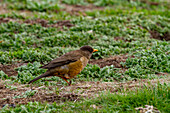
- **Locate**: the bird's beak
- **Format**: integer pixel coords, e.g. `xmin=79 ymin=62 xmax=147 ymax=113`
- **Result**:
xmin=93 ymin=49 xmax=98 ymax=52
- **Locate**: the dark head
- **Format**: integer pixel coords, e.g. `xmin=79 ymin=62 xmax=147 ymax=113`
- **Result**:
xmin=80 ymin=46 xmax=98 ymax=59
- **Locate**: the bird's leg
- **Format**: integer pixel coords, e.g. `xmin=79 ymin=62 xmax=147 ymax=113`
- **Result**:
xmin=64 ymin=75 xmax=72 ymax=86
xmin=69 ymin=80 xmax=72 ymax=86
xmin=60 ymin=77 xmax=70 ymax=86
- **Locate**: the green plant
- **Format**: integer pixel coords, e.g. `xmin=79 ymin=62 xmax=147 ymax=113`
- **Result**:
xmin=0 ymin=71 xmax=9 ymax=79
xmin=62 ymin=0 xmax=88 ymax=5
xmin=7 ymin=0 xmax=61 ymax=12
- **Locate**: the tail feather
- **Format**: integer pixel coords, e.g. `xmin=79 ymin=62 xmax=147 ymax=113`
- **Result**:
xmin=28 ymin=72 xmax=50 ymax=84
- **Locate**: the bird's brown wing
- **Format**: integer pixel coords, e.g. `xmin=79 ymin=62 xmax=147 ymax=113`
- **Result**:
xmin=40 ymin=50 xmax=83 ymax=69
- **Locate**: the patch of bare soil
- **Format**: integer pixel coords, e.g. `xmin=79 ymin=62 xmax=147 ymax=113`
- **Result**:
xmin=0 ymin=78 xmax=169 ymax=108
xmin=61 ymin=4 xmax=104 ymax=16
xmin=89 ymin=55 xmax=129 ymax=68
xmin=150 ymin=31 xmax=170 ymax=41
xmin=0 ymin=80 xmax=82 ymax=108
xmin=0 ymin=17 xmax=19 ymax=24
xmin=24 ymin=19 xmax=74 ymax=29
xmin=0 ymin=63 xmax=27 ymax=77
xmin=0 ymin=17 xmax=74 ymax=30
xmin=0 ymin=4 xmax=9 ymax=14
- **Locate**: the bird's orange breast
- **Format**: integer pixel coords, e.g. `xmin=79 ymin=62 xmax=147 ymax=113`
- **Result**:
xmin=52 ymin=57 xmax=88 ymax=79
xmin=67 ymin=59 xmax=83 ymax=79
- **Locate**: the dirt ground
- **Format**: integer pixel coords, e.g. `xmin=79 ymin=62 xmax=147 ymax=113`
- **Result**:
xmin=150 ymin=30 xmax=170 ymax=41
xmin=89 ymin=55 xmax=129 ymax=68
xmin=0 ymin=78 xmax=169 ymax=108
xmin=24 ymin=19 xmax=74 ymax=30
xmin=61 ymin=4 xmax=104 ymax=16
xmin=0 ymin=63 xmax=27 ymax=77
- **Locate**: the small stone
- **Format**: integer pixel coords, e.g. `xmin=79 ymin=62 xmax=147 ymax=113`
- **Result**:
xmin=87 ymin=30 xmax=93 ymax=33
xmin=90 ymin=104 xmax=97 ymax=109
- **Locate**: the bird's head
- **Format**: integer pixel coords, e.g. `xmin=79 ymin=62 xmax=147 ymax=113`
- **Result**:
xmin=80 ymin=45 xmax=98 ymax=59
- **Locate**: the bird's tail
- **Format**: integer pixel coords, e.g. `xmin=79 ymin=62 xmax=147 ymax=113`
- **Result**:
xmin=28 ymin=72 xmax=50 ymax=84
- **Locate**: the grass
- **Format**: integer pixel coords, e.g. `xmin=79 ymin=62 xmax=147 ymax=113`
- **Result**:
xmin=0 ymin=0 xmax=169 ymax=112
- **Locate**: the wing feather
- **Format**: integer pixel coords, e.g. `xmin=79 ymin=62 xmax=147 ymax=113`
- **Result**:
xmin=41 ymin=50 xmax=83 ymax=69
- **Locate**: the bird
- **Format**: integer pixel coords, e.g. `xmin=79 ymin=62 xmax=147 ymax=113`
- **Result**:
xmin=28 ymin=45 xmax=98 ymax=86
